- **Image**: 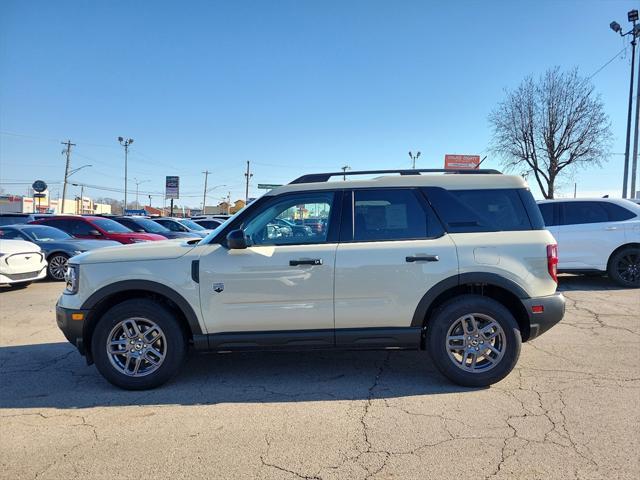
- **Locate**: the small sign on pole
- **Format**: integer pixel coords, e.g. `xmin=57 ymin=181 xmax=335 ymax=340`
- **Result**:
xmin=165 ymin=176 xmax=179 ymax=199
xmin=444 ymin=154 xmax=480 ymax=170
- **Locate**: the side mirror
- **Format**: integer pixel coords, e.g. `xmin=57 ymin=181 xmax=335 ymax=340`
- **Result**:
xmin=89 ymin=229 xmax=102 ymax=237
xmin=226 ymin=229 xmax=248 ymax=249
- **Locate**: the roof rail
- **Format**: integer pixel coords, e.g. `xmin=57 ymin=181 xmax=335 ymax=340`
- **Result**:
xmin=289 ymin=168 xmax=502 ymax=184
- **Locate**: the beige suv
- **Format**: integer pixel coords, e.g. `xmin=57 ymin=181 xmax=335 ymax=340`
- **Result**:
xmin=56 ymin=169 xmax=565 ymax=390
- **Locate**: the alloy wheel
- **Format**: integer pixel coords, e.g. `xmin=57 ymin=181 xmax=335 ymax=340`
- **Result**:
xmin=445 ymin=313 xmax=506 ymax=373
xmin=48 ymin=255 xmax=68 ymax=280
xmin=616 ymin=253 xmax=640 ymax=285
xmin=106 ymin=317 xmax=167 ymax=377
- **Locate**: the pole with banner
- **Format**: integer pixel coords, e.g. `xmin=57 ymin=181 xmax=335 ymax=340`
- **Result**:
xmin=165 ymin=176 xmax=179 ymax=217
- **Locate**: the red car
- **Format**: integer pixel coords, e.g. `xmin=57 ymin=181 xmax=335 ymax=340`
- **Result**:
xmin=30 ymin=216 xmax=166 ymax=244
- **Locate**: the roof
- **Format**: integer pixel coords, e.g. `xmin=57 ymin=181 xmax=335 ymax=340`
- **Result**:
xmin=267 ymin=173 xmax=528 ymax=196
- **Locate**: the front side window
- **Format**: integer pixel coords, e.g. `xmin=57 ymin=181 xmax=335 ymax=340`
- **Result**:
xmin=67 ymin=219 xmax=95 ymax=235
xmin=538 ymin=203 xmax=555 ymax=226
xmin=353 ymin=189 xmax=431 ymax=241
xmin=243 ymin=192 xmax=333 ymax=246
xmin=92 ymin=218 xmax=132 ymax=233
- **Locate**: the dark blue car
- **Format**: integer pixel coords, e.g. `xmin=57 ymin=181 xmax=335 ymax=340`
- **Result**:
xmin=0 ymin=224 xmax=120 ymax=280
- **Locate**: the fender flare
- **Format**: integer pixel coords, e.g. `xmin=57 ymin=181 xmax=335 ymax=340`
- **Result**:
xmin=81 ymin=280 xmax=203 ymax=335
xmin=410 ymin=272 xmax=530 ymax=328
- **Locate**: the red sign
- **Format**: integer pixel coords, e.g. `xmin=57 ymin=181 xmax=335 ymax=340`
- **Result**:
xmin=444 ymin=154 xmax=480 ymax=170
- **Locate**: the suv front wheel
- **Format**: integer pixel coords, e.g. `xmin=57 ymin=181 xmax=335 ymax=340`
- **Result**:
xmin=426 ymin=295 xmax=521 ymax=387
xmin=91 ymin=299 xmax=187 ymax=390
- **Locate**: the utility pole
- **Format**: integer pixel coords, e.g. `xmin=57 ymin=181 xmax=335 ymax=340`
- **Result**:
xmin=61 ymin=140 xmax=76 ymax=214
xmin=133 ymin=178 xmax=148 ymax=209
xmin=408 ymin=151 xmax=421 ymax=169
xmin=631 ymin=34 xmax=640 ymax=198
xmin=148 ymin=195 xmax=152 ymax=208
xmin=226 ymin=191 xmax=231 ymax=215
xmin=202 ymin=170 xmax=210 ymax=212
xmin=244 ymin=161 xmax=253 ymax=203
xmin=341 ymin=165 xmax=351 ymax=181
xmin=118 ymin=137 xmax=134 ymax=210
xmin=610 ymin=10 xmax=639 ymax=198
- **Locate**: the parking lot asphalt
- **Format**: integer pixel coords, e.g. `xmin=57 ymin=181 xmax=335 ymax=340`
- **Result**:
xmin=1 ymin=277 xmax=639 ymax=480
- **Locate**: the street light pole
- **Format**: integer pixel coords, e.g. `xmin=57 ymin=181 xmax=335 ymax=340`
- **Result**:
xmin=611 ymin=10 xmax=639 ymax=198
xmin=341 ymin=165 xmax=350 ymax=181
xmin=61 ymin=140 xmax=76 ymax=214
xmin=632 ymin=27 xmax=640 ymax=198
xmin=408 ymin=151 xmax=421 ymax=169
xmin=118 ymin=137 xmax=134 ymax=211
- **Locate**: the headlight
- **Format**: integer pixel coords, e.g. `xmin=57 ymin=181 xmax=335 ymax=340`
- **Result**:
xmin=130 ymin=238 xmax=149 ymax=243
xmin=64 ymin=264 xmax=79 ymax=295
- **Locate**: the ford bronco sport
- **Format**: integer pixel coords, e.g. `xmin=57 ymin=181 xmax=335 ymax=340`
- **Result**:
xmin=56 ymin=169 xmax=565 ymax=390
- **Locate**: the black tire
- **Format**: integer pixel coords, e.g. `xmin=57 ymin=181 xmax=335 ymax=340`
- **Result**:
xmin=426 ymin=295 xmax=521 ymax=388
xmin=8 ymin=281 xmax=32 ymax=289
xmin=91 ymin=299 xmax=187 ymax=390
xmin=607 ymin=246 xmax=640 ymax=288
xmin=47 ymin=253 xmax=69 ymax=281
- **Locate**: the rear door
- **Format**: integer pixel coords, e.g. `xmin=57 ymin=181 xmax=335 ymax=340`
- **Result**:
xmin=556 ymin=201 xmax=626 ymax=270
xmin=334 ymin=188 xmax=457 ymax=343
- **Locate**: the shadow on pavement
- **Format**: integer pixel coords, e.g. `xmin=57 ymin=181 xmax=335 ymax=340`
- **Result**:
xmin=557 ymin=274 xmax=627 ymax=292
xmin=0 ymin=342 xmax=471 ymax=409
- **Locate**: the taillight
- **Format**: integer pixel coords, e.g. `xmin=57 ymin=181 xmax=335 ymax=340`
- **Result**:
xmin=547 ymin=244 xmax=558 ymax=283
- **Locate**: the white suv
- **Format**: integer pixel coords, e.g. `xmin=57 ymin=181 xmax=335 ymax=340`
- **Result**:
xmin=56 ymin=169 xmax=565 ymax=390
xmin=537 ymin=198 xmax=640 ymax=287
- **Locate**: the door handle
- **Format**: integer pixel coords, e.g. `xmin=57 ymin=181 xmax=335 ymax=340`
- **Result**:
xmin=406 ymin=255 xmax=439 ymax=262
xmin=289 ymin=258 xmax=323 ymax=266
xmin=605 ymin=226 xmax=618 ymax=231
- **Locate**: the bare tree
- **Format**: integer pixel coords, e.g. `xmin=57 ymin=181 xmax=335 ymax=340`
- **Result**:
xmin=489 ymin=67 xmax=611 ymax=198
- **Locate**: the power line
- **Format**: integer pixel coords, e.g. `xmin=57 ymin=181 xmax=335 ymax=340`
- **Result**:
xmin=588 ymin=45 xmax=629 ymax=79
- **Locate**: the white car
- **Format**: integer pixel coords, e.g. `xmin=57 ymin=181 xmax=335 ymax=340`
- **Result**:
xmin=0 ymin=239 xmax=48 ymax=288
xmin=537 ymin=198 xmax=640 ymax=287
xmin=57 ymin=168 xmax=565 ymax=390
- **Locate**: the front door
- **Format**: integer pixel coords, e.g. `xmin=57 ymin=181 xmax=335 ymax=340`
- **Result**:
xmin=198 ymin=191 xmax=340 ymax=346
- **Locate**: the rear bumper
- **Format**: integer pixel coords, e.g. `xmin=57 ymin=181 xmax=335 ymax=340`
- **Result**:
xmin=56 ymin=303 xmax=90 ymax=356
xmin=522 ymin=293 xmax=566 ymax=340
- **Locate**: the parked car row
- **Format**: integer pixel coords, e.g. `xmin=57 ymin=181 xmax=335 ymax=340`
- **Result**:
xmin=0 ymin=214 xmax=207 ymax=288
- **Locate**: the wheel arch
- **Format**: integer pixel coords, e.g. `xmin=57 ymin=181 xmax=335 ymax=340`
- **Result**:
xmin=411 ymin=273 xmax=532 ymax=342
xmin=45 ymin=250 xmax=70 ymax=260
xmin=606 ymin=242 xmax=640 ymax=270
xmin=80 ymin=280 xmax=203 ymax=361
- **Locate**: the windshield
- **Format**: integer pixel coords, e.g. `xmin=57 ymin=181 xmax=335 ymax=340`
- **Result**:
xmin=92 ymin=218 xmax=133 ymax=233
xmin=178 ymin=219 xmax=206 ymax=231
xmin=23 ymin=225 xmax=72 ymax=241
xmin=129 ymin=218 xmax=169 ymax=233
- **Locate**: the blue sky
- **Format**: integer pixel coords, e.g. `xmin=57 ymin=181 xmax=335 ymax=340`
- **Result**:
xmin=0 ymin=0 xmax=638 ymax=207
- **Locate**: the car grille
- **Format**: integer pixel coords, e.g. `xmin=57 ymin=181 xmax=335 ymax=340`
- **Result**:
xmin=4 ymin=271 xmax=40 ymax=280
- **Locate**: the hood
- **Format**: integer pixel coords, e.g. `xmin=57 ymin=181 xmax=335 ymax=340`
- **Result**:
xmin=71 ymin=238 xmax=199 ymax=264
xmin=107 ymin=232 xmax=167 ymax=241
xmin=55 ymin=239 xmax=121 ymax=251
xmin=162 ymin=231 xmax=202 ymax=240
xmin=0 ymin=239 xmax=42 ymax=254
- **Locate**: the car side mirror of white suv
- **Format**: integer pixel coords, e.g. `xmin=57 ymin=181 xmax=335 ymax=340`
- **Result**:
xmin=226 ymin=229 xmax=248 ymax=249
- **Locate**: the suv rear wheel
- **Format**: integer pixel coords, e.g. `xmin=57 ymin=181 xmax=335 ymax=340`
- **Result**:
xmin=91 ymin=299 xmax=187 ymax=390
xmin=607 ymin=246 xmax=640 ymax=288
xmin=426 ymin=295 xmax=521 ymax=387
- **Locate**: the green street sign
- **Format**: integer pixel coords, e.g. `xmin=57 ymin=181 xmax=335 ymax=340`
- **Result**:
xmin=257 ymin=184 xmax=282 ymax=190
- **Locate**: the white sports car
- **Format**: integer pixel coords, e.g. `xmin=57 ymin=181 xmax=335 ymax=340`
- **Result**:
xmin=0 ymin=239 xmax=47 ymax=288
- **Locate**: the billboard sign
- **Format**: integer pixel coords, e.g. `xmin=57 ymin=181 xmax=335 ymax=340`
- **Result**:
xmin=165 ymin=176 xmax=179 ymax=199
xmin=444 ymin=154 xmax=480 ymax=170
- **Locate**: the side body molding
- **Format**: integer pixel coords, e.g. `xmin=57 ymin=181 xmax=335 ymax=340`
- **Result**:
xmin=410 ymin=273 xmax=530 ymax=328
xmin=81 ymin=280 xmax=204 ymax=336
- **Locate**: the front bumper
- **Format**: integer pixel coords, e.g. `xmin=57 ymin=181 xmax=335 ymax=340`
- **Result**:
xmin=0 ymin=266 xmax=47 ymax=284
xmin=522 ymin=293 xmax=566 ymax=340
xmin=56 ymin=303 xmax=90 ymax=356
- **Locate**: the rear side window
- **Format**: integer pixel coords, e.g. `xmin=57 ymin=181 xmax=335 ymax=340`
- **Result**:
xmin=561 ymin=201 xmax=636 ymax=225
xmin=39 ymin=219 xmax=72 ymax=233
xmin=604 ymin=203 xmax=636 ymax=222
xmin=0 ymin=228 xmax=24 ymax=239
xmin=352 ymin=189 xmax=442 ymax=241
xmin=424 ymin=188 xmax=533 ymax=232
